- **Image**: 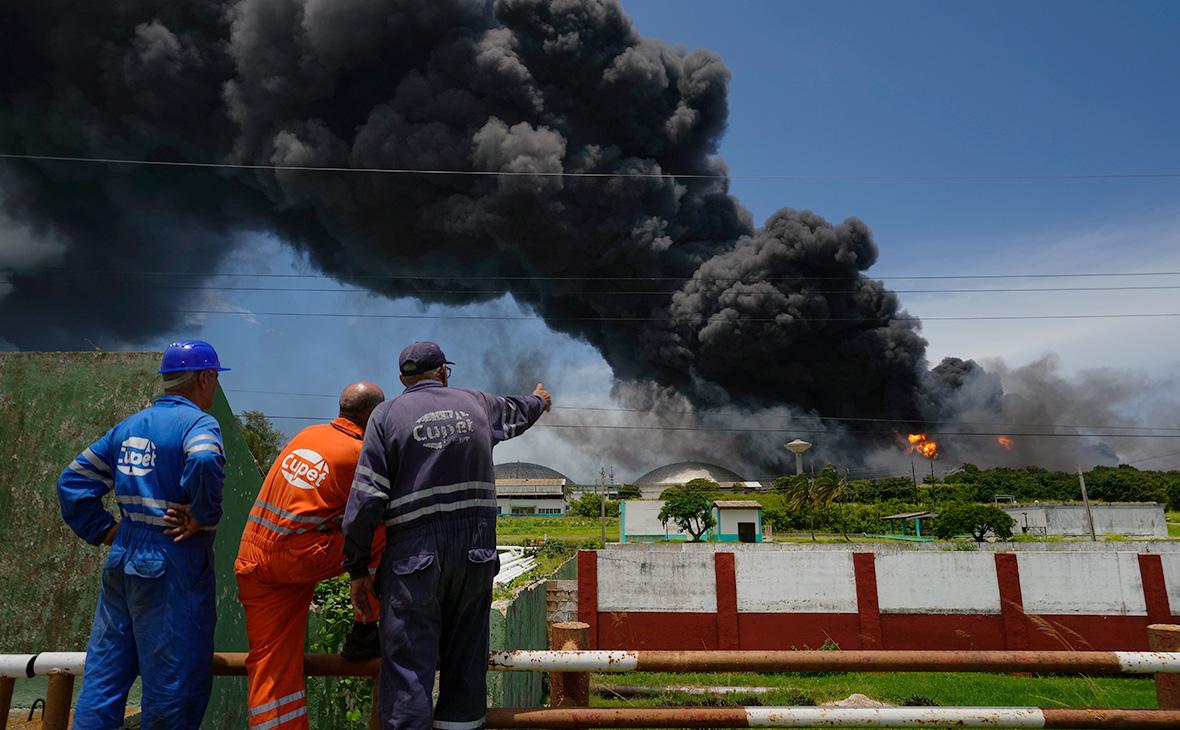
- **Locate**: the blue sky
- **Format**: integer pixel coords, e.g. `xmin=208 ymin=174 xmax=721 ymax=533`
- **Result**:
xmin=151 ymin=0 xmax=1180 ymax=479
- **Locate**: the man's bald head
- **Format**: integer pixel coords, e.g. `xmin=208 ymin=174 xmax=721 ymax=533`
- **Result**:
xmin=339 ymin=382 xmax=385 ymax=428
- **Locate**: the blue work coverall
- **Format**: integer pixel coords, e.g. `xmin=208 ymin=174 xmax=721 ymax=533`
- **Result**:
xmin=58 ymin=395 xmax=225 ymax=730
xmin=342 ymin=381 xmax=546 ymax=730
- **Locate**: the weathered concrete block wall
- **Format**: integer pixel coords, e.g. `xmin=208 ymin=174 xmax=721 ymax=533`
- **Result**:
xmin=547 ymin=580 xmax=578 ymax=625
xmin=578 ymin=547 xmax=1180 ymax=652
xmin=488 ymin=557 xmax=576 ymax=707
xmin=1003 ymin=503 xmax=1167 ymax=537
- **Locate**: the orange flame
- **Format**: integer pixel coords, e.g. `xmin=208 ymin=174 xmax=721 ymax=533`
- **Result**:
xmin=905 ymin=433 xmax=939 ymax=459
xmin=997 ymin=435 xmax=1015 ymax=451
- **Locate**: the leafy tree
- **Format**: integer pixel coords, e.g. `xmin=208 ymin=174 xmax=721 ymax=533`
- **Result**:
xmin=237 ymin=410 xmax=285 ymax=473
xmin=935 ymin=503 xmax=1016 ymax=542
xmin=772 ymin=466 xmax=849 ymax=541
xmin=616 ymin=483 xmax=642 ymax=500
xmin=658 ymin=490 xmax=715 ymax=541
xmin=683 ymin=478 xmax=722 ymax=493
xmin=568 ymin=493 xmax=620 ymax=518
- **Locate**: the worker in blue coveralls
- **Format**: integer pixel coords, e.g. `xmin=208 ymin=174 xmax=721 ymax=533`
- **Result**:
xmin=342 ymin=341 xmax=552 ymax=730
xmin=57 ymin=340 xmax=229 ymax=730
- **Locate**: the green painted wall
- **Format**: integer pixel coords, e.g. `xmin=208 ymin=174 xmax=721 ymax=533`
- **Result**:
xmin=0 ymin=352 xmax=261 ymax=728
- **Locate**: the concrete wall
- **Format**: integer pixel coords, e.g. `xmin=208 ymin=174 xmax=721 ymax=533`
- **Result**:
xmin=577 ymin=547 xmax=1180 ymax=651
xmin=1003 ymin=503 xmax=1167 ymax=537
xmin=621 ymin=500 xmax=692 ymax=542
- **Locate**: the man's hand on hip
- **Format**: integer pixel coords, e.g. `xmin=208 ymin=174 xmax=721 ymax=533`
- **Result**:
xmin=533 ymin=383 xmax=552 ymax=412
xmin=163 ymin=504 xmax=206 ymax=543
xmin=350 ymin=576 xmax=379 ymax=623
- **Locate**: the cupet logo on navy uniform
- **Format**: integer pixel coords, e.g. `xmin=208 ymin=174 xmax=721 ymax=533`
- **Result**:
xmin=412 ymin=409 xmax=475 ymax=450
xmin=117 ymin=436 xmax=158 ymax=476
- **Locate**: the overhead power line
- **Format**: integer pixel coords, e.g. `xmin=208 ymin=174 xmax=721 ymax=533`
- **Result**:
xmin=46 ymin=282 xmax=1180 ymax=296
xmin=7 ymin=266 xmax=1180 ymax=282
xmin=234 ymin=412 xmax=1180 ymax=438
xmin=5 ymin=152 xmax=1180 ymax=182
xmin=181 ymin=308 xmax=1180 ymax=323
xmin=223 ymin=387 xmax=1180 ymax=433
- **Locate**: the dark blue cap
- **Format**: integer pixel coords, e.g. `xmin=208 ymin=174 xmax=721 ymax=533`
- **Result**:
xmin=399 ymin=341 xmax=453 ymax=375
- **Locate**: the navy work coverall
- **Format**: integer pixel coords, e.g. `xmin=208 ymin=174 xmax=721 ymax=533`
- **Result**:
xmin=342 ymin=381 xmax=546 ymax=730
xmin=58 ymin=395 xmax=225 ymax=730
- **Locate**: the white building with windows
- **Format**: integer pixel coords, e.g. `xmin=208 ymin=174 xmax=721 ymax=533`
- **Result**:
xmin=494 ymin=463 xmax=571 ymax=516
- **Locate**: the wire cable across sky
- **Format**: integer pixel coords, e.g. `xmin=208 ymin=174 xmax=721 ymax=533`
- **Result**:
xmin=5 ymin=151 xmax=1180 ymax=182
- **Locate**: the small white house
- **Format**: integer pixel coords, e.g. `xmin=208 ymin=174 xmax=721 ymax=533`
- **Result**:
xmin=711 ymin=500 xmax=764 ymax=543
xmin=495 ymin=478 xmax=567 ymax=516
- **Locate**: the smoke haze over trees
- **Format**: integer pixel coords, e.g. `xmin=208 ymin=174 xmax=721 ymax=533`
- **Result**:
xmin=0 ymin=0 xmax=1171 ymax=471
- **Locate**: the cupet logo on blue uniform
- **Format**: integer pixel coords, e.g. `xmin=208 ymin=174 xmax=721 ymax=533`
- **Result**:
xmin=117 ymin=437 xmax=158 ymax=476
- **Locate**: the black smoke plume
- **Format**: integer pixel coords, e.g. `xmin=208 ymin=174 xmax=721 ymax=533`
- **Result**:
xmin=4 ymin=0 xmax=1159 ymax=472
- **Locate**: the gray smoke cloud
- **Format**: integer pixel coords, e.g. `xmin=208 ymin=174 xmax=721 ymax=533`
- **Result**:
xmin=0 ymin=0 xmax=1165 ymax=473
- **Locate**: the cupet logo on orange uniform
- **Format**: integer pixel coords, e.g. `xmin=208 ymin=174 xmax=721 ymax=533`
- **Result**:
xmin=280 ymin=448 xmax=330 ymax=490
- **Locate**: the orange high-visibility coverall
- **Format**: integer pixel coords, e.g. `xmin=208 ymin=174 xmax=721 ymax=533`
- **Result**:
xmin=235 ymin=417 xmax=385 ymax=730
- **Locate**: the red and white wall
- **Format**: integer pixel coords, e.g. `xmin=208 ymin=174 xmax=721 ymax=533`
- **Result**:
xmin=577 ymin=547 xmax=1180 ymax=651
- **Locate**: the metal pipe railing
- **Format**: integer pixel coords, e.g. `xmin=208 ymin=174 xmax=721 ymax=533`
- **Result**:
xmin=12 ymin=648 xmax=1180 ymax=678
xmin=481 ymin=706 xmax=1180 ymax=728
xmin=487 ymin=649 xmax=1180 ymax=674
xmin=6 ymin=624 xmax=1180 ymax=730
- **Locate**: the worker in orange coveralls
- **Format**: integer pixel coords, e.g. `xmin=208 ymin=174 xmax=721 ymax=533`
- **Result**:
xmin=235 ymin=381 xmax=387 ymax=730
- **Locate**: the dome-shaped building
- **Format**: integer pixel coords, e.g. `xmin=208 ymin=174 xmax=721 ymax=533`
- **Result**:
xmin=633 ymin=461 xmax=747 ymax=487
xmin=494 ymin=461 xmax=573 ymax=483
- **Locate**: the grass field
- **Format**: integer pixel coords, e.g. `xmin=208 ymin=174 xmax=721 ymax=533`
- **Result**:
xmin=592 ymin=670 xmax=1157 ymax=710
xmin=496 ymin=516 xmax=619 ymax=545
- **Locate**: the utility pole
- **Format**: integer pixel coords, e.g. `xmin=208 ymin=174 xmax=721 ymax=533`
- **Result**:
xmin=1077 ymin=466 xmax=1097 ymax=542
xmin=911 ymin=459 xmax=917 ymax=488
xmin=600 ymin=466 xmax=607 ymax=546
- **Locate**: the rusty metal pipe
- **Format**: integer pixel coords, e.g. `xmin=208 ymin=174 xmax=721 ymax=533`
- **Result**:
xmin=42 ymin=672 xmax=74 ymax=730
xmin=1148 ymin=624 xmax=1180 ymax=709
xmin=0 ymin=676 xmax=15 ymax=724
xmin=211 ymin=652 xmax=379 ymax=677
xmin=487 ymin=649 xmax=1180 ymax=675
xmin=482 ymin=707 xmax=1180 ymax=728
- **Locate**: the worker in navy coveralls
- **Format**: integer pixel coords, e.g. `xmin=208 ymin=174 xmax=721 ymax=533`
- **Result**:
xmin=342 ymin=341 xmax=551 ymax=730
xmin=57 ymin=340 xmax=229 ymax=730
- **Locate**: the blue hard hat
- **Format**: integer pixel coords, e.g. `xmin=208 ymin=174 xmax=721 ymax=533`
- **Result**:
xmin=159 ymin=340 xmax=231 ymax=374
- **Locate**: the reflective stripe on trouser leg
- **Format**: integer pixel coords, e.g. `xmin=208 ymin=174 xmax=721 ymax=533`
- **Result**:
xmin=71 ymin=568 xmax=139 ymax=730
xmin=434 ymin=550 xmax=496 ymax=730
xmin=238 ymin=570 xmax=315 ymax=730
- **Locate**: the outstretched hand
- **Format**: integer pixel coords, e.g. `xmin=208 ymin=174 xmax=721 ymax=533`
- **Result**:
xmin=163 ymin=504 xmax=205 ymax=543
xmin=533 ymin=383 xmax=552 ymax=412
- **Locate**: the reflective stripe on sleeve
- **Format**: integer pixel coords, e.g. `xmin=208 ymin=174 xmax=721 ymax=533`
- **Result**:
xmin=68 ymin=461 xmax=112 ymax=487
xmin=355 ymin=464 xmax=390 ymax=490
xmin=350 ymin=479 xmax=390 ymax=501
xmin=81 ymin=448 xmax=112 ymax=475
xmin=186 ymin=443 xmax=223 ymax=456
xmin=384 ymin=498 xmax=498 ymax=527
xmin=387 ymin=481 xmax=495 ymax=510
xmin=185 ymin=433 xmax=223 ymax=449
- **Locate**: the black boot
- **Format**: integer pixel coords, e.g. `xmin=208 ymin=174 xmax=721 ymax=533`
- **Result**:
xmin=341 ymin=620 xmax=381 ymax=661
